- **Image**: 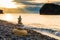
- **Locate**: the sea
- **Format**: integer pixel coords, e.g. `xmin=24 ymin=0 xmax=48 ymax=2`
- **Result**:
xmin=0 ymin=13 xmax=60 ymax=40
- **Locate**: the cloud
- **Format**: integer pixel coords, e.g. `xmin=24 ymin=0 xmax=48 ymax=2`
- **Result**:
xmin=13 ymin=0 xmax=44 ymax=13
xmin=24 ymin=7 xmax=40 ymax=13
xmin=14 ymin=0 xmax=60 ymax=4
xmin=13 ymin=0 xmax=33 ymax=3
xmin=13 ymin=0 xmax=52 ymax=14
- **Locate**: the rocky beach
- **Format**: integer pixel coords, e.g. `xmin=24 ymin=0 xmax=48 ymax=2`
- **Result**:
xmin=0 ymin=20 xmax=58 ymax=40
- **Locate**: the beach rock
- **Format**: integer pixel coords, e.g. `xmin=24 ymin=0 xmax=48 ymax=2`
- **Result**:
xmin=0 ymin=10 xmax=3 ymax=14
xmin=12 ymin=29 xmax=28 ymax=36
xmin=55 ymin=32 xmax=60 ymax=36
xmin=40 ymin=3 xmax=60 ymax=15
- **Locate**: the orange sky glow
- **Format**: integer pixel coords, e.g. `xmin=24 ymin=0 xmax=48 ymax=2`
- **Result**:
xmin=0 ymin=0 xmax=60 ymax=8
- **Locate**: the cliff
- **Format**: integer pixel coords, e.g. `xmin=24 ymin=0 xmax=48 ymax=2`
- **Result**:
xmin=40 ymin=3 xmax=60 ymax=15
xmin=0 ymin=10 xmax=3 ymax=14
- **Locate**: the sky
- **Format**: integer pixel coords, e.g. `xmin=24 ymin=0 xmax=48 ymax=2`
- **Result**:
xmin=0 ymin=0 xmax=60 ymax=13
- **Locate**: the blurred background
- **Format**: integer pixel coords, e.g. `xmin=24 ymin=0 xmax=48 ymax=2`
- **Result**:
xmin=0 ymin=0 xmax=60 ymax=14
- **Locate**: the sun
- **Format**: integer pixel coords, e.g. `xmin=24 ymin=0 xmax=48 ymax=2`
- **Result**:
xmin=0 ymin=0 xmax=17 ymax=8
xmin=3 ymin=14 xmax=14 ymax=21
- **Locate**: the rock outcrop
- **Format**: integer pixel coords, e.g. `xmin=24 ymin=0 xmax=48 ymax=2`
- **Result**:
xmin=0 ymin=10 xmax=3 ymax=14
xmin=40 ymin=3 xmax=60 ymax=15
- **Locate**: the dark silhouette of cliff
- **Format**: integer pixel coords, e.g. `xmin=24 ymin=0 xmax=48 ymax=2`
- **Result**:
xmin=0 ymin=10 xmax=3 ymax=14
xmin=40 ymin=3 xmax=60 ymax=15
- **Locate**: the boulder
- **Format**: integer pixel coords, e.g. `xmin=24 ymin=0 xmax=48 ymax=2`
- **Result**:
xmin=40 ymin=3 xmax=60 ymax=15
xmin=55 ymin=32 xmax=60 ymax=36
xmin=12 ymin=29 xmax=28 ymax=36
xmin=0 ymin=10 xmax=3 ymax=14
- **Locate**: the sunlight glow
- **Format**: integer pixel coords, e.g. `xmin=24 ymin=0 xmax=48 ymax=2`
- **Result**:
xmin=3 ymin=14 xmax=14 ymax=21
xmin=0 ymin=0 xmax=17 ymax=8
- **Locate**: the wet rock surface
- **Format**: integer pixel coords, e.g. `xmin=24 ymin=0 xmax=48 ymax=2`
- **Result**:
xmin=0 ymin=20 xmax=58 ymax=40
xmin=40 ymin=3 xmax=60 ymax=15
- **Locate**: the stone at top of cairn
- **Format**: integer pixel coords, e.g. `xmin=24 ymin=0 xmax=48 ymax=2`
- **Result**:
xmin=18 ymin=15 xmax=22 ymax=25
xmin=17 ymin=16 xmax=24 ymax=29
